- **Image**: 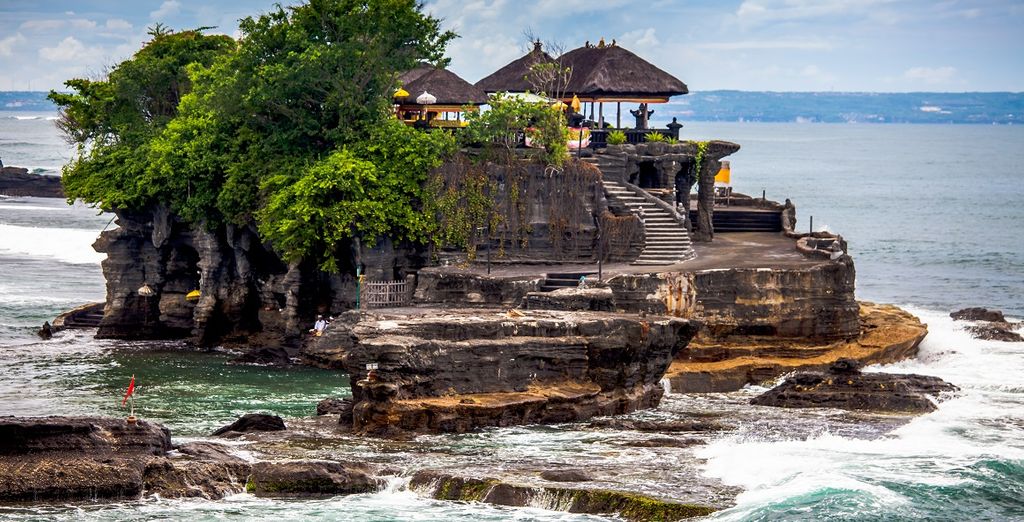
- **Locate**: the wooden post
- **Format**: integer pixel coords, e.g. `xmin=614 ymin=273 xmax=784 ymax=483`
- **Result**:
xmin=616 ymin=102 xmax=621 ymax=128
xmin=598 ymin=102 xmax=604 ymax=128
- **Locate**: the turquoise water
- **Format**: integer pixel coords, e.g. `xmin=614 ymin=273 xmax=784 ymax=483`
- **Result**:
xmin=1 ymin=115 xmax=1023 ymax=520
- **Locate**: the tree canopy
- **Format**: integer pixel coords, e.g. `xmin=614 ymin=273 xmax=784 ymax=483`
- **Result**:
xmin=51 ymin=0 xmax=456 ymax=270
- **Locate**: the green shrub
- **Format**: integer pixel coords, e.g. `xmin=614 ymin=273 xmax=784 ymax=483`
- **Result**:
xmin=644 ymin=132 xmax=666 ymax=143
xmin=606 ymin=130 xmax=627 ymax=145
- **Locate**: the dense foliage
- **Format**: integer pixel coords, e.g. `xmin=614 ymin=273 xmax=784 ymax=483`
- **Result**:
xmin=461 ymin=93 xmax=568 ymax=165
xmin=51 ymin=0 xmax=455 ymax=270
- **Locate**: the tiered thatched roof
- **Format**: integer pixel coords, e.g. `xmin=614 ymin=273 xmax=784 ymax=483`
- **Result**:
xmin=560 ymin=43 xmax=687 ymax=102
xmin=475 ymin=41 xmax=555 ymax=94
xmin=397 ymin=63 xmax=488 ymax=106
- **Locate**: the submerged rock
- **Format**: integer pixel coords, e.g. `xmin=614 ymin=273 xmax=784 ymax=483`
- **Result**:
xmin=751 ymin=358 xmax=958 ymax=413
xmin=967 ymin=324 xmax=1023 ymax=342
xmin=144 ymin=442 xmax=251 ymax=499
xmin=228 ymin=346 xmax=292 ymax=365
xmin=540 ymin=469 xmax=593 ymax=482
xmin=588 ymin=418 xmax=727 ymax=433
xmin=950 ymin=307 xmax=1008 ymax=323
xmin=211 ymin=413 xmax=286 ymax=436
xmin=409 ymin=470 xmax=716 ymax=521
xmin=247 ymin=461 xmax=382 ymax=497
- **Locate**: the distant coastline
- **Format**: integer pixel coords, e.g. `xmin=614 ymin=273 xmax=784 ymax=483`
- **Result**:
xmin=4 ymin=90 xmax=1021 ymax=125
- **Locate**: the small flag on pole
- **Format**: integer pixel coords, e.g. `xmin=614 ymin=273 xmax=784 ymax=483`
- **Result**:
xmin=122 ymin=374 xmax=135 ymax=406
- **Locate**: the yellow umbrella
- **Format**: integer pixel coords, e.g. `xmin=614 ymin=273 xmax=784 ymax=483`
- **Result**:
xmin=551 ymin=100 xmax=567 ymax=110
xmin=185 ymin=290 xmax=201 ymax=301
xmin=571 ymin=94 xmax=581 ymax=112
xmin=394 ymin=87 xmax=410 ymax=98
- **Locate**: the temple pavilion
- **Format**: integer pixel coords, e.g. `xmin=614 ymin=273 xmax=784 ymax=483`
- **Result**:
xmin=396 ymin=63 xmax=488 ymax=127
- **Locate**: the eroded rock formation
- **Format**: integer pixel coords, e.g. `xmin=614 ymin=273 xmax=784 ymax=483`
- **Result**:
xmin=751 ymin=358 xmax=958 ymax=413
xmin=301 ymin=309 xmax=698 ymax=436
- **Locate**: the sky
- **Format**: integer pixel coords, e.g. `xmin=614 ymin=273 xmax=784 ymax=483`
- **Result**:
xmin=0 ymin=0 xmax=1022 ymax=93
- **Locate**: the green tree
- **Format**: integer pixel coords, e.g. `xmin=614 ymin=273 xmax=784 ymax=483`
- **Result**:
xmin=49 ymin=27 xmax=234 ymax=211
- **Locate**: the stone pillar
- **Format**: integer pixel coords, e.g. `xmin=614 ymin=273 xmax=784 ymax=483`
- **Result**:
xmin=693 ymin=158 xmax=720 ymax=242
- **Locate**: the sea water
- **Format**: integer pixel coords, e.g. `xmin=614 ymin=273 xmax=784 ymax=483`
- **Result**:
xmin=1 ymin=113 xmax=1022 ymax=520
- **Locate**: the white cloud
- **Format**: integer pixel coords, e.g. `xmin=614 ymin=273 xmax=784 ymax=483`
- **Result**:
xmin=695 ymin=39 xmax=833 ymax=51
xmin=39 ymin=36 xmax=97 ymax=62
xmin=70 ymin=19 xmax=98 ymax=30
xmin=105 ymin=19 xmax=134 ymax=31
xmin=64 ymin=11 xmax=75 ymax=16
xmin=0 ymin=33 xmax=27 ymax=57
xmin=620 ymin=28 xmax=659 ymax=48
xmin=150 ymin=0 xmax=182 ymax=21
xmin=20 ymin=20 xmax=65 ymax=31
xmin=903 ymin=66 xmax=957 ymax=84
xmin=734 ymin=0 xmax=901 ymax=26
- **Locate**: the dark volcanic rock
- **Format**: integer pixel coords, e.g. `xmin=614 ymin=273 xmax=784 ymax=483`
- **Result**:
xmin=211 ymin=413 xmax=286 ymax=436
xmin=37 ymin=321 xmax=53 ymax=340
xmin=540 ymin=469 xmax=593 ymax=482
xmin=951 ymin=307 xmax=1008 ymax=323
xmin=621 ymin=437 xmax=705 ymax=448
xmin=247 ymin=461 xmax=382 ymax=497
xmin=144 ymin=442 xmax=251 ymax=499
xmin=967 ymin=324 xmax=1023 ymax=342
xmin=751 ymin=359 xmax=958 ymax=413
xmin=0 ymin=167 xmax=64 ymax=198
xmin=0 ymin=415 xmax=171 ymax=455
xmin=228 ymin=346 xmax=292 ymax=365
xmin=0 ymin=416 xmax=172 ymax=502
xmin=589 ymin=418 xmax=727 ymax=433
xmin=307 ymin=310 xmax=700 ymax=436
xmin=316 ymin=397 xmax=353 ymax=416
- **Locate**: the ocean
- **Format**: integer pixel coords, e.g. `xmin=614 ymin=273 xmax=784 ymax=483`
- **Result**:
xmin=1 ymin=111 xmax=1022 ymax=520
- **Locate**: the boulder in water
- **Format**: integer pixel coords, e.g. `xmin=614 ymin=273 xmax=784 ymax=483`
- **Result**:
xmin=228 ymin=346 xmax=292 ymax=365
xmin=247 ymin=461 xmax=382 ymax=497
xmin=751 ymin=359 xmax=958 ymax=413
xmin=950 ymin=307 xmax=1008 ymax=323
xmin=211 ymin=413 xmax=286 ymax=436
xmin=316 ymin=397 xmax=352 ymax=416
xmin=967 ymin=324 xmax=1023 ymax=342
xmin=540 ymin=469 xmax=593 ymax=482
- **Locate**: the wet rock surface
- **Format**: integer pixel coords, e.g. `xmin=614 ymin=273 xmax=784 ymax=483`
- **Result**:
xmin=227 ymin=346 xmax=293 ymax=365
xmin=951 ymin=307 xmax=1022 ymax=342
xmin=247 ymin=461 xmax=382 ymax=497
xmin=409 ymin=470 xmax=717 ymax=521
xmin=540 ymin=469 xmax=594 ymax=482
xmin=0 ymin=167 xmax=64 ymax=198
xmin=303 ymin=308 xmax=699 ymax=436
xmin=211 ymin=413 xmax=287 ymax=436
xmin=316 ymin=397 xmax=353 ymax=416
xmin=0 ymin=416 xmax=172 ymax=502
xmin=751 ymin=359 xmax=958 ymax=413
xmin=667 ymin=302 xmax=929 ymax=393
xmin=950 ymin=307 xmax=1009 ymax=323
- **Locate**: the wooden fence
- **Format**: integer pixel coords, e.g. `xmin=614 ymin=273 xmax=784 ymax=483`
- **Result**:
xmin=361 ymin=279 xmax=411 ymax=309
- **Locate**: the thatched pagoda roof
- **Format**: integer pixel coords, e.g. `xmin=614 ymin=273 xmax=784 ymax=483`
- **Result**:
xmin=561 ymin=43 xmax=688 ymax=102
xmin=397 ymin=64 xmax=488 ymax=106
xmin=475 ymin=41 xmax=556 ymax=94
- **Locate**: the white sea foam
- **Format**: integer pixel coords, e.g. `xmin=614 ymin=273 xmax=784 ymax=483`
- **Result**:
xmin=698 ymin=308 xmax=1024 ymax=520
xmin=0 ymin=224 xmax=105 ymax=264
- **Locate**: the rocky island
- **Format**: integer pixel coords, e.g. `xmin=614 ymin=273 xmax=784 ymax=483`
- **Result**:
xmin=8 ymin=1 xmax=964 ymax=519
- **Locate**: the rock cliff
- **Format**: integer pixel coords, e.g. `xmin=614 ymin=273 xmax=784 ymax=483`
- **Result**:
xmin=302 ymin=309 xmax=699 ymax=436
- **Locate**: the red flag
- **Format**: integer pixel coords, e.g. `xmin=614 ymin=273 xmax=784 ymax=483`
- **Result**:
xmin=122 ymin=375 xmax=135 ymax=406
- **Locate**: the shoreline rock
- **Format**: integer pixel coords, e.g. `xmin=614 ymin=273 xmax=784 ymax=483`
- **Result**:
xmin=211 ymin=413 xmax=286 ymax=436
xmin=751 ymin=358 xmax=958 ymax=413
xmin=0 ymin=167 xmax=64 ymax=198
xmin=409 ymin=470 xmax=717 ymax=521
xmin=666 ymin=302 xmax=928 ymax=393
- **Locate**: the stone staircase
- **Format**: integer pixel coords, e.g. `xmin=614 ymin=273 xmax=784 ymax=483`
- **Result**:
xmin=603 ymin=180 xmax=695 ymax=265
xmin=540 ymin=271 xmax=596 ymax=292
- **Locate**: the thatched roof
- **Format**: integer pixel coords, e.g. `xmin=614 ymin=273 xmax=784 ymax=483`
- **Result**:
xmin=561 ymin=43 xmax=687 ymax=101
xmin=475 ymin=41 xmax=556 ymax=94
xmin=398 ymin=64 xmax=488 ymax=106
